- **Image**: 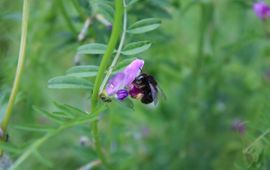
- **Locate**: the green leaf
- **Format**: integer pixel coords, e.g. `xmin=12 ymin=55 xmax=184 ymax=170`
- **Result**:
xmin=0 ymin=142 xmax=21 ymax=154
xmin=77 ymin=43 xmax=108 ymax=55
xmin=53 ymin=102 xmax=75 ymax=118
xmin=127 ymin=18 xmax=161 ymax=34
xmin=53 ymin=102 xmax=88 ymax=117
xmin=119 ymin=98 xmax=134 ymax=110
xmin=96 ymin=2 xmax=114 ymax=23
xmin=113 ymin=57 xmax=136 ymax=72
xmin=33 ymin=149 xmax=53 ymax=168
xmin=66 ymin=65 xmax=98 ymax=78
xmin=51 ymin=112 xmax=74 ymax=119
xmin=13 ymin=125 xmax=54 ymax=132
xmin=126 ymin=0 xmax=138 ymax=7
xmin=122 ymin=41 xmax=151 ymax=56
xmin=48 ymin=76 xmax=93 ymax=89
xmin=33 ymin=106 xmax=64 ymax=124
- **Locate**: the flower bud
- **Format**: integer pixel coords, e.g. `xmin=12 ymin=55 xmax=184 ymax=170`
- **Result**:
xmin=116 ymin=89 xmax=129 ymax=101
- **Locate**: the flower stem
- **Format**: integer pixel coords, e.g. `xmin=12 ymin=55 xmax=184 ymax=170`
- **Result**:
xmin=91 ymin=0 xmax=123 ymax=110
xmin=71 ymin=0 xmax=87 ymax=20
xmin=90 ymin=0 xmax=123 ymax=168
xmin=195 ymin=2 xmax=207 ymax=74
xmin=57 ymin=0 xmax=77 ymax=35
xmin=0 ymin=0 xmax=30 ymax=134
xmin=99 ymin=0 xmax=127 ymax=94
xmin=243 ymin=129 xmax=270 ymax=154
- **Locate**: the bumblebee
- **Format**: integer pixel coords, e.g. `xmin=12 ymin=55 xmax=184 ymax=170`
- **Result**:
xmin=130 ymin=73 xmax=161 ymax=105
xmin=100 ymin=73 xmax=164 ymax=105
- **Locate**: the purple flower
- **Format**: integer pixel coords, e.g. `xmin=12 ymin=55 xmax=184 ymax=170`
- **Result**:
xmin=253 ymin=1 xmax=270 ymax=20
xmin=105 ymin=59 xmax=144 ymax=100
xmin=116 ymin=89 xmax=128 ymax=101
xmin=106 ymin=72 xmax=125 ymax=96
xmin=232 ymin=119 xmax=246 ymax=135
xmin=123 ymin=59 xmax=144 ymax=86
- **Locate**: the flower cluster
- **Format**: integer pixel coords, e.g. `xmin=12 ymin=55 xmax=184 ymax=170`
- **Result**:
xmin=104 ymin=59 xmax=144 ymax=101
xmin=253 ymin=1 xmax=270 ymax=20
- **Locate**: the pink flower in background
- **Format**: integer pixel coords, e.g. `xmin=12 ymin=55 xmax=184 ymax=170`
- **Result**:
xmin=105 ymin=59 xmax=144 ymax=101
xmin=253 ymin=1 xmax=270 ymax=20
xmin=232 ymin=119 xmax=246 ymax=135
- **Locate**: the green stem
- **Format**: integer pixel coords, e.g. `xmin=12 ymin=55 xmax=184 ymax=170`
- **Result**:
xmin=58 ymin=0 xmax=77 ymax=35
xmin=195 ymin=2 xmax=207 ymax=74
xmin=90 ymin=0 xmax=123 ymax=168
xmin=99 ymin=0 xmax=127 ymax=94
xmin=71 ymin=0 xmax=87 ymax=20
xmin=91 ymin=0 xmax=123 ymax=109
xmin=0 ymin=0 xmax=30 ymax=134
xmin=243 ymin=129 xmax=270 ymax=154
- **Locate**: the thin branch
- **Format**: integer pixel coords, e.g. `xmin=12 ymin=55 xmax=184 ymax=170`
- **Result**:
xmin=0 ymin=0 xmax=30 ymax=133
xmin=78 ymin=16 xmax=93 ymax=42
xmin=90 ymin=0 xmax=124 ymax=169
xmin=96 ymin=14 xmax=112 ymax=28
xmin=99 ymin=0 xmax=128 ymax=94
xmin=243 ymin=129 xmax=270 ymax=153
xmin=77 ymin=160 xmax=101 ymax=170
xmin=71 ymin=0 xmax=87 ymax=20
xmin=73 ymin=16 xmax=94 ymax=65
xmin=58 ymin=0 xmax=77 ymax=34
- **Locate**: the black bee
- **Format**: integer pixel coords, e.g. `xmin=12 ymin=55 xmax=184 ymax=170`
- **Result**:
xmin=131 ymin=73 xmax=162 ymax=105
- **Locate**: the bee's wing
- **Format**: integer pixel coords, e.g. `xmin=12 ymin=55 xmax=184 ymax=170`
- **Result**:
xmin=149 ymin=83 xmax=158 ymax=105
xmin=157 ymin=86 xmax=166 ymax=101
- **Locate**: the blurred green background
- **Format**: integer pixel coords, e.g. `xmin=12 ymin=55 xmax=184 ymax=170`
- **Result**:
xmin=1 ymin=0 xmax=270 ymax=169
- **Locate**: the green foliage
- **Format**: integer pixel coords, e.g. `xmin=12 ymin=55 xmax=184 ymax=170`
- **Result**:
xmin=127 ymin=18 xmax=161 ymax=34
xmin=66 ymin=65 xmax=98 ymax=78
xmin=121 ymin=41 xmax=151 ymax=56
xmin=1 ymin=0 xmax=270 ymax=169
xmin=48 ymin=76 xmax=93 ymax=90
xmin=77 ymin=43 xmax=109 ymax=55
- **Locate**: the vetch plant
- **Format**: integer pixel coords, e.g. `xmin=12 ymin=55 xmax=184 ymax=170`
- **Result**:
xmin=48 ymin=0 xmax=161 ymax=168
xmin=0 ymin=0 xmax=162 ymax=169
xmin=3 ymin=0 xmax=270 ymax=169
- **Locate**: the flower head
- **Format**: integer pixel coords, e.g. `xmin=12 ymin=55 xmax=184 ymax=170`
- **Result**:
xmin=253 ymin=1 xmax=270 ymax=20
xmin=105 ymin=59 xmax=144 ymax=101
xmin=232 ymin=119 xmax=246 ymax=135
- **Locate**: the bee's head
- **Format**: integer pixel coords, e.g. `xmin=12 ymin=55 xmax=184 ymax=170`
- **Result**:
xmin=134 ymin=73 xmax=148 ymax=85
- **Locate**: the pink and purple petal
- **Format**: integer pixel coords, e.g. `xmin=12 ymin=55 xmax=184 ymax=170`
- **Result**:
xmin=105 ymin=59 xmax=144 ymax=101
xmin=123 ymin=59 xmax=144 ymax=86
xmin=106 ymin=72 xmax=125 ymax=96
